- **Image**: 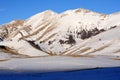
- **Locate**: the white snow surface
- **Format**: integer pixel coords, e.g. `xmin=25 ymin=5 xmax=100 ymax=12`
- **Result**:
xmin=0 ymin=40 xmax=48 ymax=56
xmin=0 ymin=56 xmax=120 ymax=72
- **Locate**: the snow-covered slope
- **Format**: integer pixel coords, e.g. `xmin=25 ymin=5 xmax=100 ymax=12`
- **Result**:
xmin=0 ymin=8 xmax=120 ymax=57
xmin=63 ymin=25 xmax=120 ymax=57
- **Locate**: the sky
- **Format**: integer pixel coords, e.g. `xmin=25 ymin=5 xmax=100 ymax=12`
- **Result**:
xmin=0 ymin=0 xmax=120 ymax=25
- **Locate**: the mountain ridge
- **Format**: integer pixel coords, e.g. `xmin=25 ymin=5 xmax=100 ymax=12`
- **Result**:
xmin=0 ymin=8 xmax=120 ymax=57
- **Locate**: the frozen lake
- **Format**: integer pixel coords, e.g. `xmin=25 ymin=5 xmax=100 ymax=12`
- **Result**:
xmin=0 ymin=56 xmax=120 ymax=72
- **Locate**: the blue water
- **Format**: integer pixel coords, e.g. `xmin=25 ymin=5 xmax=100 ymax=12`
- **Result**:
xmin=0 ymin=67 xmax=120 ymax=80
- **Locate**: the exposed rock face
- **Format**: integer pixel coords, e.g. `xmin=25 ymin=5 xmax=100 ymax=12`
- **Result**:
xmin=0 ymin=20 xmax=25 ymax=40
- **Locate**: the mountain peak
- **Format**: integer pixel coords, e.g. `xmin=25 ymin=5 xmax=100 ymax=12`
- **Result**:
xmin=74 ymin=8 xmax=91 ymax=13
xmin=27 ymin=10 xmax=58 ymax=21
xmin=60 ymin=8 xmax=101 ymax=16
xmin=1 ymin=20 xmax=25 ymax=27
xmin=43 ymin=10 xmax=57 ymax=14
xmin=9 ymin=20 xmax=25 ymax=24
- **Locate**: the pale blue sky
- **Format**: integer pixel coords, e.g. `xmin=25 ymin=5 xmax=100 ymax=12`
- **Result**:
xmin=0 ymin=0 xmax=120 ymax=25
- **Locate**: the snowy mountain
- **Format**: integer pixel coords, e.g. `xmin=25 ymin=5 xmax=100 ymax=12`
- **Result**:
xmin=0 ymin=8 xmax=120 ymax=57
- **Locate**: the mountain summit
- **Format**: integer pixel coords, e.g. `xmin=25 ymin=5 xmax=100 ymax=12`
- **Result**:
xmin=0 ymin=8 xmax=120 ymax=57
